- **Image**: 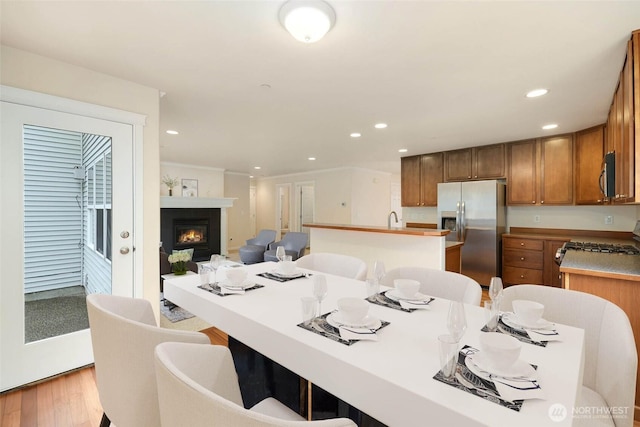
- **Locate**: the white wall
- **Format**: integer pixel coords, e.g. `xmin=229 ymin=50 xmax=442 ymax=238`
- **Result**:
xmin=351 ymin=169 xmax=393 ymax=226
xmin=224 ymin=172 xmax=252 ymax=250
xmin=1 ymin=46 xmax=161 ymax=316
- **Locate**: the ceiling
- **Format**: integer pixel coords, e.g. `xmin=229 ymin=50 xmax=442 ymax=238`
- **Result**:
xmin=2 ymin=1 xmax=640 ymax=178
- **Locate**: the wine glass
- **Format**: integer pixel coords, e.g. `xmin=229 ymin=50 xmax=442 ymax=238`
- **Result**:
xmin=312 ymin=275 xmax=328 ymax=316
xmin=488 ymin=277 xmax=504 ymax=310
xmin=210 ymin=254 xmax=223 ymax=285
xmin=447 ymin=301 xmax=467 ymax=343
xmin=276 ymin=246 xmax=286 ymax=262
xmin=373 ymin=260 xmax=386 ymax=284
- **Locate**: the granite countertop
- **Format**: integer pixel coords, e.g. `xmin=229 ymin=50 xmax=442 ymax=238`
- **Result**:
xmin=560 ymin=238 xmax=640 ymax=281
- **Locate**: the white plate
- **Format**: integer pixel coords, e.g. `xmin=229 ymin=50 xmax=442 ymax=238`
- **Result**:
xmin=385 ymin=289 xmax=431 ymax=302
xmin=466 ymin=353 xmax=536 ymax=380
xmin=270 ymin=269 xmax=304 ymax=279
xmin=219 ymin=280 xmax=253 ymax=290
xmin=502 ymin=312 xmax=554 ymax=331
xmin=326 ymin=312 xmax=382 ymax=329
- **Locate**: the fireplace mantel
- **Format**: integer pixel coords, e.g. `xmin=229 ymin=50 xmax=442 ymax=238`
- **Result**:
xmin=160 ymin=196 xmax=235 ymax=209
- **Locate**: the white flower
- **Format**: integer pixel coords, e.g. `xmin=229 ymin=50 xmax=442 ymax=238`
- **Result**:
xmin=168 ymin=251 xmax=191 ymax=263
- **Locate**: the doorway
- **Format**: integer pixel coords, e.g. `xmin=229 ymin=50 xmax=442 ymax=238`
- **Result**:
xmin=275 ymin=183 xmax=291 ymax=240
xmin=295 ymin=182 xmax=315 ymax=248
xmin=0 ymin=87 xmax=141 ymax=391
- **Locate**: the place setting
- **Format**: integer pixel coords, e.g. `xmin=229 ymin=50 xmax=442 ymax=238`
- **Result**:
xmin=297 ymin=275 xmax=390 ymax=346
xmin=366 ymin=278 xmax=435 ymax=312
xmin=257 ymin=253 xmax=310 ymax=282
xmin=197 ymin=265 xmax=263 ymax=296
xmin=483 ymin=299 xmax=560 ymax=347
xmin=434 ymin=302 xmax=545 ymax=411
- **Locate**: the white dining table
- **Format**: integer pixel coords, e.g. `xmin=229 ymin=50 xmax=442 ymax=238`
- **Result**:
xmin=164 ymin=261 xmax=585 ymax=427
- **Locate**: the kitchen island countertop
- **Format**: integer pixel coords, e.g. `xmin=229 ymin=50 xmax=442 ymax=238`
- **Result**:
xmin=560 ymin=248 xmax=640 ymax=281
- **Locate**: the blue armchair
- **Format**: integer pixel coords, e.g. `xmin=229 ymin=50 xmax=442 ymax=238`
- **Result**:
xmin=238 ymin=229 xmax=277 ymax=264
xmin=263 ymin=232 xmax=308 ymax=262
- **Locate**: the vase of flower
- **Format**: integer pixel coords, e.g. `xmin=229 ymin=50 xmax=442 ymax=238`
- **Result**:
xmin=162 ymin=174 xmax=179 ymax=197
xmin=168 ymin=250 xmax=191 ymax=276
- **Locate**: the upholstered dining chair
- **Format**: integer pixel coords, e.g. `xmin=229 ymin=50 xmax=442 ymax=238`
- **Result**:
xmin=296 ymin=253 xmax=367 ymax=280
xmin=501 ymin=285 xmax=637 ymax=427
xmin=155 ymin=342 xmax=357 ymax=427
xmin=86 ymin=293 xmax=210 ymax=427
xmin=264 ymin=232 xmax=308 ymax=262
xmin=380 ymin=267 xmax=482 ymax=305
xmin=239 ymin=229 xmax=277 ymax=264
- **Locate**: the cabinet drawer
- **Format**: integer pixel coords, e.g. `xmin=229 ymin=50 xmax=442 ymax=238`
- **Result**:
xmin=503 ymin=266 xmax=543 ymax=285
xmin=503 ymin=238 xmax=544 ymax=251
xmin=503 ymin=249 xmax=543 ymax=269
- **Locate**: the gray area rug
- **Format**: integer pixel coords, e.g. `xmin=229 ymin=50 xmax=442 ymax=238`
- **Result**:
xmin=25 ymin=295 xmax=89 ymax=343
xmin=160 ymin=293 xmax=195 ymax=323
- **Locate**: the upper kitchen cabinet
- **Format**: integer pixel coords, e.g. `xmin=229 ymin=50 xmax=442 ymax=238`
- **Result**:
xmin=507 ymin=135 xmax=574 ymax=206
xmin=443 ymin=144 xmax=506 ymax=181
xmin=575 ymin=125 xmax=606 ymax=205
xmin=401 ymin=153 xmax=443 ymax=207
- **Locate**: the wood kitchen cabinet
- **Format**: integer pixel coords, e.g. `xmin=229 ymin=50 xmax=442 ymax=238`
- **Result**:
xmin=575 ymin=125 xmax=606 ymax=205
xmin=444 ymin=143 xmax=506 ymax=181
xmin=502 ymin=234 xmax=568 ymax=287
xmin=400 ymin=153 xmax=443 ymax=207
xmin=507 ymin=135 xmax=573 ymax=205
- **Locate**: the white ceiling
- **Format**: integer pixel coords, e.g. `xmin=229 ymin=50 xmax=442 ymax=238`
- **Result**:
xmin=2 ymin=1 xmax=640 ymax=177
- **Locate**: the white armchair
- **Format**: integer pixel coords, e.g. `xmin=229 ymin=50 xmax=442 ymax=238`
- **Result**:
xmin=296 ymin=253 xmax=367 ymax=280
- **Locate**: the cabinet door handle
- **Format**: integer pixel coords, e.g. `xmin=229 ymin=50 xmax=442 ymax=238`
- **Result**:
xmin=520 ymin=257 xmax=525 ymax=261
xmin=532 ymin=201 xmax=535 ymax=204
xmin=541 ymin=200 xmax=544 ymax=204
xmin=520 ymin=242 xmax=525 ymax=246
xmin=520 ymin=274 xmax=525 ymax=278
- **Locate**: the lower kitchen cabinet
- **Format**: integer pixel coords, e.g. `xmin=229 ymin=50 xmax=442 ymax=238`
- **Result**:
xmin=502 ymin=235 xmax=568 ymax=287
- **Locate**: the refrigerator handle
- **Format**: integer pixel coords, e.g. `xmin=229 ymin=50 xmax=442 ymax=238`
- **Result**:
xmin=456 ymin=201 xmax=461 ymax=241
xmin=460 ymin=201 xmax=466 ymax=242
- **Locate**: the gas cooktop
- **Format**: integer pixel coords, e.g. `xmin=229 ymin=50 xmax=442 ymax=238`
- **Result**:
xmin=561 ymin=241 xmax=640 ymax=255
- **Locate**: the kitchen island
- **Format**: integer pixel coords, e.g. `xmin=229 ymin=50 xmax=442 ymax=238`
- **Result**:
xmin=304 ymin=223 xmax=454 ymax=277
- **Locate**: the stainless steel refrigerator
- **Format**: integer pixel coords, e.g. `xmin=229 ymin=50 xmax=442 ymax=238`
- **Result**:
xmin=437 ymin=180 xmax=506 ymax=286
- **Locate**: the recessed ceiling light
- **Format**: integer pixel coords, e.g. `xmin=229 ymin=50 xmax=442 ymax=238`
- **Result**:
xmin=398 ymin=148 xmax=408 ymax=153
xmin=254 ymin=166 xmax=261 ymax=170
xmin=542 ymin=124 xmax=558 ymax=130
xmin=374 ymin=123 xmax=388 ymax=129
xmin=308 ymin=157 xmax=316 ymax=161
xmin=350 ymin=133 xmax=361 ymax=138
xmin=166 ymin=130 xmax=179 ymax=135
xmin=249 ymin=175 xmax=254 ymax=179
xmin=526 ymin=89 xmax=549 ymax=98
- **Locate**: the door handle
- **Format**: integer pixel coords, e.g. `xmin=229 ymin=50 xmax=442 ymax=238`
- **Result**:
xmin=120 ymin=247 xmax=130 ymax=255
xmin=120 ymin=230 xmax=130 ymax=239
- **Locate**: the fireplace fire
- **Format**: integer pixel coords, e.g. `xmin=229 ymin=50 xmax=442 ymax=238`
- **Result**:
xmin=161 ymin=208 xmax=221 ymax=261
xmin=176 ymin=225 xmax=207 ymax=245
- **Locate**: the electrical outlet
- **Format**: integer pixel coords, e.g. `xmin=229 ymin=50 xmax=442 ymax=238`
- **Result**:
xmin=534 ymin=215 xmax=540 ymax=223
xmin=605 ymin=215 xmax=613 ymax=225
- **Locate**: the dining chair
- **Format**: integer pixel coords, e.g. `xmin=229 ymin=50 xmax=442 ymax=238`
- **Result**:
xmin=380 ymin=267 xmax=482 ymax=305
xmin=239 ymin=229 xmax=277 ymax=264
xmin=296 ymin=253 xmax=367 ymax=280
xmin=154 ymin=342 xmax=357 ymax=427
xmin=501 ymin=285 xmax=637 ymax=427
xmin=264 ymin=232 xmax=308 ymax=262
xmin=86 ymin=293 xmax=210 ymax=427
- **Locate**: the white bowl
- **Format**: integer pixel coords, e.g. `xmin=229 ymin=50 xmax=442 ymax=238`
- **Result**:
xmin=226 ymin=268 xmax=248 ymax=286
xmin=479 ymin=332 xmax=522 ymax=369
xmin=279 ymin=260 xmax=296 ymax=275
xmin=394 ymin=279 xmax=420 ymax=299
xmin=512 ymin=300 xmax=545 ymax=327
xmin=337 ymin=298 xmax=370 ymax=324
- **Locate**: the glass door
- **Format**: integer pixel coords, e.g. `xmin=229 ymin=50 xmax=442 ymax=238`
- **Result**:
xmin=0 ymin=100 xmax=135 ymax=391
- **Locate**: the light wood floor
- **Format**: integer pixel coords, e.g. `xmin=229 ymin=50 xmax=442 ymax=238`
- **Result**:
xmin=0 ymin=326 xmax=228 ymax=427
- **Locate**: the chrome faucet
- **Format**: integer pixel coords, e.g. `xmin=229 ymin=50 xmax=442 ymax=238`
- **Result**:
xmin=387 ymin=211 xmax=398 ymax=228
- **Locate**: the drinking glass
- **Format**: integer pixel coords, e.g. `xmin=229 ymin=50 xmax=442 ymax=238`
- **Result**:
xmin=198 ymin=264 xmax=210 ymax=287
xmin=301 ymin=297 xmax=317 ymax=326
xmin=373 ymin=260 xmax=386 ymax=284
xmin=276 ymin=246 xmax=286 ymax=262
xmin=484 ymin=300 xmax=499 ymax=332
xmin=210 ymin=254 xmax=223 ymax=285
xmin=489 ymin=277 xmax=504 ymax=310
xmin=438 ymin=334 xmax=459 ymax=379
xmin=312 ymin=275 xmax=328 ymax=316
xmin=447 ymin=301 xmax=467 ymax=342
xmin=365 ymin=278 xmax=380 ymax=298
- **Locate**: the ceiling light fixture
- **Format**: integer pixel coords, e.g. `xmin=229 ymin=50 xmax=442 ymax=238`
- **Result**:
xmin=279 ymin=0 xmax=336 ymax=43
xmin=374 ymin=123 xmax=388 ymax=129
xmin=254 ymin=166 xmax=261 ymax=170
xmin=526 ymin=89 xmax=549 ymax=98
xmin=398 ymin=149 xmax=408 ymax=153
xmin=542 ymin=124 xmax=558 ymax=130
xmin=350 ymin=133 xmax=361 ymax=138
xmin=166 ymin=130 xmax=179 ymax=135
xmin=308 ymin=157 xmax=316 ymax=161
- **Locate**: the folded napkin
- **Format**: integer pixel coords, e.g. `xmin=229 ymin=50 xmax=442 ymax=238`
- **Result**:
xmin=338 ymin=326 xmax=378 ymax=341
xmin=399 ymin=299 xmax=432 ymax=310
xmin=527 ymin=329 xmax=562 ymax=342
xmin=219 ymin=286 xmax=245 ymax=295
xmin=492 ymin=375 xmax=546 ymax=402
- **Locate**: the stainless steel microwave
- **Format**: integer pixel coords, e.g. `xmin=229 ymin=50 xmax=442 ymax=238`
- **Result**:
xmin=600 ymin=151 xmax=615 ymax=198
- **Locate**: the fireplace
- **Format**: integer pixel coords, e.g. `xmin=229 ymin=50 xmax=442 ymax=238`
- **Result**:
xmin=161 ymin=208 xmax=221 ymax=261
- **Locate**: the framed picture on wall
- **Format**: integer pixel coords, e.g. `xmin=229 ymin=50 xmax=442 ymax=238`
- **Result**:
xmin=181 ymin=179 xmax=198 ymax=197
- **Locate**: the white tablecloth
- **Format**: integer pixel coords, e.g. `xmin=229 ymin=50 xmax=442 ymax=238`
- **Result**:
xmin=164 ymin=262 xmax=584 ymax=427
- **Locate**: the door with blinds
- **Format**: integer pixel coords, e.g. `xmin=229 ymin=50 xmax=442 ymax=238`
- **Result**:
xmin=0 ymin=91 xmax=138 ymax=391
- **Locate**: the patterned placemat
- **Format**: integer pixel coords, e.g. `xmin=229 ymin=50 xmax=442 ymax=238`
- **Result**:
xmin=481 ymin=316 xmax=548 ymax=347
xmin=197 ymin=283 xmax=264 ymax=296
xmin=433 ymin=345 xmax=530 ymax=412
xmin=366 ymin=291 xmax=434 ymax=312
xmin=297 ymin=312 xmax=390 ymax=346
xmin=257 ymin=272 xmax=309 ymax=282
